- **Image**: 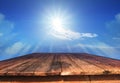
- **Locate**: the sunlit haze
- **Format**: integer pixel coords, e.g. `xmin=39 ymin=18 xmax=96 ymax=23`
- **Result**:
xmin=0 ymin=0 xmax=120 ymax=60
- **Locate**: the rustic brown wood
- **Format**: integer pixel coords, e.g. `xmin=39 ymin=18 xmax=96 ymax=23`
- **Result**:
xmin=65 ymin=54 xmax=104 ymax=75
xmin=0 ymin=53 xmax=120 ymax=76
xmin=0 ymin=54 xmax=43 ymax=76
xmin=0 ymin=75 xmax=120 ymax=83
xmin=45 ymin=54 xmax=61 ymax=75
xmin=60 ymin=54 xmax=84 ymax=75
xmin=90 ymin=75 xmax=120 ymax=83
xmin=0 ymin=53 xmax=120 ymax=83
xmin=34 ymin=54 xmax=61 ymax=76
xmin=0 ymin=75 xmax=90 ymax=83
xmin=74 ymin=53 xmax=120 ymax=75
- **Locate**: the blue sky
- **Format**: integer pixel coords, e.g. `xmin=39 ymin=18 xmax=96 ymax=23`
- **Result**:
xmin=0 ymin=0 xmax=120 ymax=60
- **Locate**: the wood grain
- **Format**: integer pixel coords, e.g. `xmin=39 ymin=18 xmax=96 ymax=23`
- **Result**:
xmin=0 ymin=53 xmax=120 ymax=76
xmin=0 ymin=75 xmax=120 ymax=83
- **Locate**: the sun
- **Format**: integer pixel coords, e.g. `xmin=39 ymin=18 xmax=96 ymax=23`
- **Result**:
xmin=42 ymin=8 xmax=73 ymax=40
xmin=50 ymin=16 xmax=65 ymax=32
xmin=51 ymin=17 xmax=63 ymax=28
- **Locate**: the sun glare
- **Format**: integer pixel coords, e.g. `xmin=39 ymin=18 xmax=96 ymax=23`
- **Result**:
xmin=43 ymin=8 xmax=73 ymax=40
xmin=50 ymin=16 xmax=65 ymax=32
xmin=51 ymin=17 xmax=63 ymax=28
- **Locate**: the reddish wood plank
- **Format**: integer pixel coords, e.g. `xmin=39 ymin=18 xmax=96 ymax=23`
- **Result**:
xmin=67 ymin=54 xmax=104 ymax=75
xmin=19 ymin=54 xmax=50 ymax=76
xmin=1 ymin=54 xmax=43 ymax=76
xmin=34 ymin=54 xmax=61 ymax=76
xmin=75 ymin=53 xmax=120 ymax=75
xmin=0 ymin=57 xmax=33 ymax=76
xmin=0 ymin=53 xmax=40 ymax=71
xmin=0 ymin=53 xmax=120 ymax=76
xmin=61 ymin=54 xmax=84 ymax=75
xmin=46 ymin=54 xmax=61 ymax=75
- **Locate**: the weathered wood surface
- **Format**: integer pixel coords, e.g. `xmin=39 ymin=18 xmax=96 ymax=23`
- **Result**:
xmin=0 ymin=75 xmax=120 ymax=83
xmin=0 ymin=53 xmax=120 ymax=76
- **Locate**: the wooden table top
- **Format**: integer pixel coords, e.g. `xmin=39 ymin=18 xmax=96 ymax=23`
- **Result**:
xmin=0 ymin=53 xmax=120 ymax=76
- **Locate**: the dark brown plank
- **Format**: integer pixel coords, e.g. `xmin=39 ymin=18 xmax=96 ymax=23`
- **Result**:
xmin=0 ymin=76 xmax=90 ymax=83
xmin=90 ymin=75 xmax=120 ymax=83
xmin=1 ymin=75 xmax=120 ymax=83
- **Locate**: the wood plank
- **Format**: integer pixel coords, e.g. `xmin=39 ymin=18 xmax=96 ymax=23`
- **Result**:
xmin=89 ymin=55 xmax=120 ymax=74
xmin=0 ymin=53 xmax=39 ymax=72
xmin=82 ymin=53 xmax=120 ymax=67
xmin=0 ymin=53 xmax=120 ymax=76
xmin=19 ymin=54 xmax=50 ymax=76
xmin=67 ymin=54 xmax=104 ymax=75
xmin=90 ymin=75 xmax=120 ymax=83
xmin=0 ymin=56 xmax=27 ymax=70
xmin=0 ymin=75 xmax=90 ymax=83
xmin=1 ymin=75 xmax=119 ymax=83
xmin=62 ymin=75 xmax=90 ymax=83
xmin=61 ymin=54 xmax=84 ymax=75
xmin=33 ymin=54 xmax=54 ymax=76
xmin=34 ymin=54 xmax=61 ymax=76
xmin=3 ymin=55 xmax=43 ymax=76
xmin=46 ymin=54 xmax=61 ymax=75
xmin=75 ymin=54 xmax=120 ymax=75
xmin=0 ymin=57 xmax=34 ymax=76
xmin=0 ymin=76 xmax=63 ymax=83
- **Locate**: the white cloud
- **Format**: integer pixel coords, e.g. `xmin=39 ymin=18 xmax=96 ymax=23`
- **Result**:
xmin=75 ymin=42 xmax=120 ymax=49
xmin=18 ymin=44 xmax=31 ymax=55
xmin=106 ymin=13 xmax=120 ymax=37
xmin=50 ymin=27 xmax=98 ymax=40
xmin=5 ymin=42 xmax=25 ymax=55
xmin=79 ymin=33 xmax=98 ymax=38
xmin=0 ymin=13 xmax=14 ymax=35
xmin=75 ymin=42 xmax=120 ymax=59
